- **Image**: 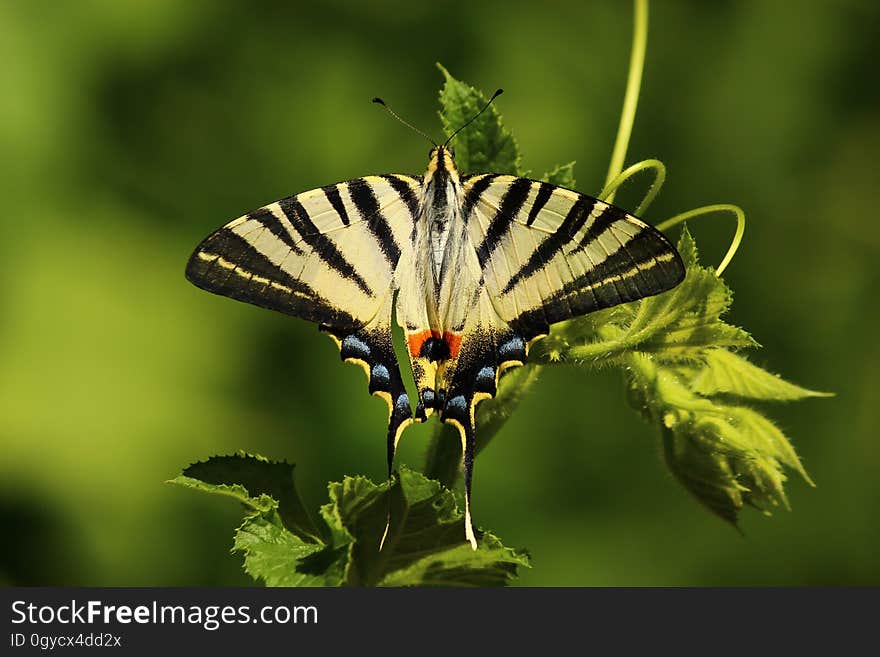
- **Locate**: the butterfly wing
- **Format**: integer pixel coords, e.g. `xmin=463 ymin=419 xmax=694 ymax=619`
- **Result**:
xmin=464 ymin=174 xmax=685 ymax=340
xmin=186 ymin=174 xmax=423 ymax=471
xmin=440 ymin=174 xmax=685 ymax=547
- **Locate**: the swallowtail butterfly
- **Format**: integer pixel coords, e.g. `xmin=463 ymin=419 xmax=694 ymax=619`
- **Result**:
xmin=186 ymin=92 xmax=685 ymax=549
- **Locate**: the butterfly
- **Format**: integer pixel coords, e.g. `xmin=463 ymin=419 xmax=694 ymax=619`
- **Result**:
xmin=186 ymin=91 xmax=685 ymax=549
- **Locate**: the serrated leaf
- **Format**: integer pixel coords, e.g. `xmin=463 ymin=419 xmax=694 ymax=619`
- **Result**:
xmin=324 ymin=467 xmax=529 ymax=586
xmin=234 ymin=514 xmax=330 ymax=587
xmin=690 ymin=410 xmax=791 ymax=512
xmin=379 ymin=532 xmax=530 ymax=587
xmin=728 ymin=406 xmax=814 ymax=486
xmin=660 ymin=423 xmax=746 ymax=526
xmin=542 ymin=161 xmax=576 ymax=188
xmin=173 ymin=454 xmax=527 ymax=586
xmin=166 ymin=476 xmax=277 ymax=516
xmin=437 ymin=64 xmax=522 ymax=175
xmin=626 ymin=229 xmax=757 ymax=355
xmin=623 ymin=349 xmax=815 ymax=525
xmin=692 ymin=349 xmax=833 ymax=402
xmin=173 ymin=452 xmax=321 ymax=541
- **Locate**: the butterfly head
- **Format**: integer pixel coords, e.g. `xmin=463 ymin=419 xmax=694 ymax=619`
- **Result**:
xmin=424 ymin=145 xmax=461 ymax=197
xmin=426 ymin=145 xmax=459 ymax=175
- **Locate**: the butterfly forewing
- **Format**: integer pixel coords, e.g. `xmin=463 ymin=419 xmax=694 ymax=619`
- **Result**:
xmin=186 ymin=175 xmax=421 ymax=332
xmin=462 ymin=175 xmax=685 ymax=341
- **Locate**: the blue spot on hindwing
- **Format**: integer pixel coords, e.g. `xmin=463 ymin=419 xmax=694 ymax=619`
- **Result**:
xmin=341 ymin=335 xmax=371 ymax=360
xmin=477 ymin=366 xmax=495 ymax=384
xmin=448 ymin=395 xmax=467 ymax=412
xmin=371 ymin=364 xmax=390 ymax=387
xmin=475 ymin=366 xmax=497 ymax=393
xmin=395 ymin=393 xmax=411 ymax=416
xmin=498 ymin=335 xmax=526 ymax=361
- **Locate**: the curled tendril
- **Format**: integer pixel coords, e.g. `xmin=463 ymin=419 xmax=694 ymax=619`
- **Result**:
xmin=657 ymin=205 xmax=746 ymax=277
xmin=598 ymin=158 xmax=666 ymax=216
xmin=598 ymin=157 xmax=746 ymax=278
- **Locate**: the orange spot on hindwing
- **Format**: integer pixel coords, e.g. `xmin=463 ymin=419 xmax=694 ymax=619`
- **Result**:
xmin=407 ymin=330 xmax=440 ymax=358
xmin=406 ymin=330 xmax=463 ymax=361
xmin=443 ymin=332 xmax=462 ymax=359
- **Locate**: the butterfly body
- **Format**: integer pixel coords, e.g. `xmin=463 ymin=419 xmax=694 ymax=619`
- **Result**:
xmin=187 ymin=145 xmax=685 ymax=549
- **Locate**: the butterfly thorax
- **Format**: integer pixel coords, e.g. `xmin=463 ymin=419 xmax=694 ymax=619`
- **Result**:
xmin=422 ymin=146 xmax=463 ymax=291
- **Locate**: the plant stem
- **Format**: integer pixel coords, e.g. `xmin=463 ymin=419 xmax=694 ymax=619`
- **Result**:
xmin=603 ymin=0 xmax=649 ymax=202
xmin=424 ymin=424 xmax=462 ymax=487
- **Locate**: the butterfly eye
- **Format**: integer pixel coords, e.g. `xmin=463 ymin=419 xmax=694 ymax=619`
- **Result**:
xmin=449 ymin=147 xmax=456 ymax=158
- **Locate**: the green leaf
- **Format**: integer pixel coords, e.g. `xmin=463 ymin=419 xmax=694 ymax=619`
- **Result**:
xmin=437 ymin=64 xmax=522 ymax=175
xmin=542 ymin=161 xmax=576 ymax=188
xmin=380 ymin=532 xmax=530 ymax=587
xmin=615 ymin=227 xmax=757 ymax=356
xmin=650 ymin=379 xmax=780 ymax=523
xmin=173 ymin=455 xmax=528 ymax=586
xmin=525 ymin=225 xmax=823 ymax=525
xmin=728 ymin=405 xmax=814 ymax=486
xmin=625 ymin=352 xmax=814 ymax=524
xmin=168 ymin=474 xmax=277 ymax=515
xmin=692 ymin=349 xmax=833 ymax=401
xmin=171 ymin=452 xmax=321 ymax=541
xmin=323 ymin=467 xmax=529 ymax=586
xmin=660 ymin=422 xmax=746 ymax=526
xmin=234 ymin=514 xmax=330 ymax=587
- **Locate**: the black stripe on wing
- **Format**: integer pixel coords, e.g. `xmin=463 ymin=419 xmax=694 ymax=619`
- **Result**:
xmin=526 ymin=182 xmax=553 ymax=226
xmin=576 ymin=201 xmax=618 ymax=250
xmin=348 ymin=178 xmax=403 ymax=267
xmin=277 ymin=196 xmax=374 ymax=297
xmin=322 ymin=184 xmax=351 ymax=226
xmin=474 ymin=177 xmax=532 ymax=269
xmin=508 ymin=224 xmax=685 ymax=340
xmin=501 ymin=195 xmax=594 ymax=294
xmin=248 ymin=207 xmax=303 ymax=253
xmin=461 ymin=174 xmax=498 ymax=220
xmin=185 ymin=228 xmax=361 ymax=332
xmin=380 ymin=174 xmax=421 ymax=218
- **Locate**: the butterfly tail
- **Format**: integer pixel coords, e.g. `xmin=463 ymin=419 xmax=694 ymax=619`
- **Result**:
xmin=461 ymin=417 xmax=478 ymax=550
xmin=442 ymin=401 xmax=478 ymax=551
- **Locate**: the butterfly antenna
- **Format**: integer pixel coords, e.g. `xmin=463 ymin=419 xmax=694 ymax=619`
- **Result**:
xmin=372 ymin=97 xmax=438 ymax=147
xmin=443 ymin=88 xmax=504 ymax=147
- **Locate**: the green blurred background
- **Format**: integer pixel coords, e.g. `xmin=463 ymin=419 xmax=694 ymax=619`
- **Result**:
xmin=2 ymin=0 xmax=878 ymax=586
